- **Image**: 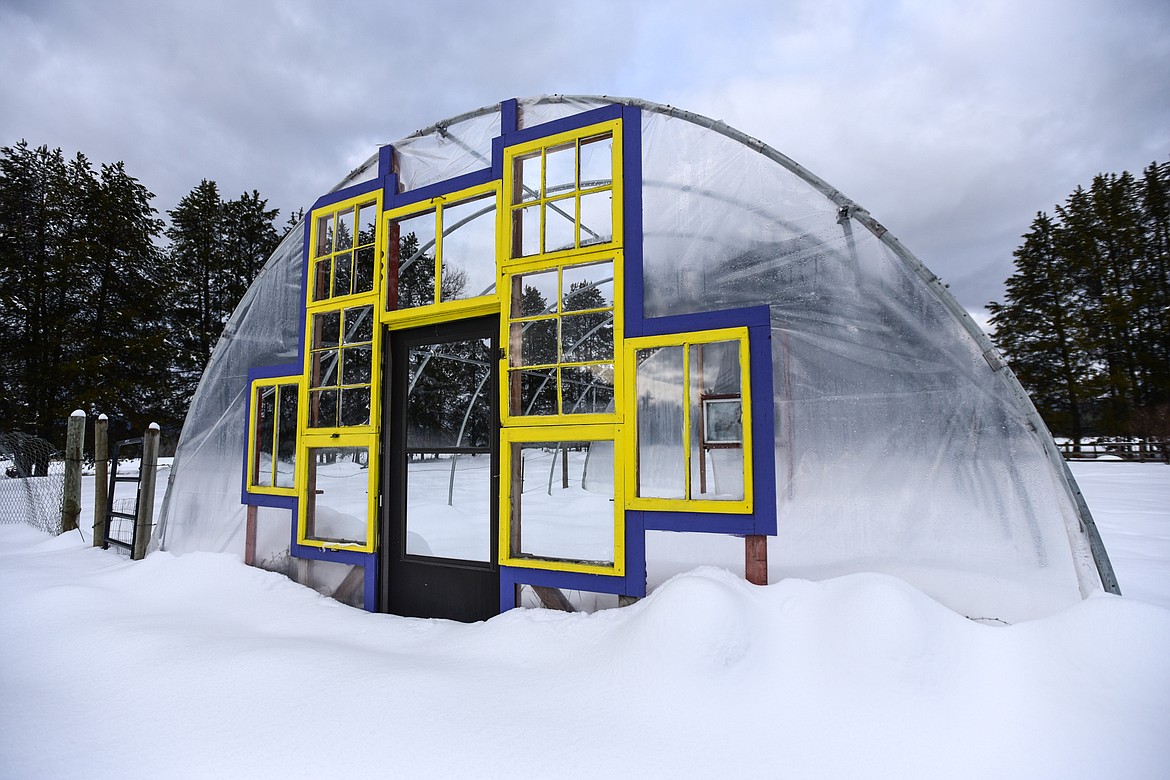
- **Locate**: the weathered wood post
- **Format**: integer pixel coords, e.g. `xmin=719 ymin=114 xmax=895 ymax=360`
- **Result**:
xmin=745 ymin=535 xmax=768 ymax=586
xmin=93 ymin=414 xmax=109 ymax=547
xmin=61 ymin=410 xmax=85 ymax=534
xmin=132 ymin=423 xmax=160 ymax=561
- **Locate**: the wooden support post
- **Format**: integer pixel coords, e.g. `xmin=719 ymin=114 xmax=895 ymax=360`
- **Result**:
xmin=244 ymin=504 xmax=258 ymax=566
xmin=532 ymin=585 xmax=576 ymax=612
xmin=61 ymin=410 xmax=85 ymax=534
xmin=745 ymin=534 xmax=768 ymax=586
xmin=93 ymin=414 xmax=108 ymax=547
xmin=132 ymin=423 xmax=160 ymax=561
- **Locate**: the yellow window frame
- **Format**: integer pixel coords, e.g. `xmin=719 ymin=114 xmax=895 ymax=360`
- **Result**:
xmin=498 ymin=249 xmax=624 ymax=427
xmin=381 ymin=181 xmax=502 ymax=329
xmin=295 ymin=431 xmax=379 ymax=552
xmin=623 ymin=327 xmax=754 ymax=514
xmin=246 ymin=376 xmax=302 ymax=497
xmin=306 ymin=190 xmax=384 ymax=311
xmin=501 ymin=118 xmax=623 ymax=266
xmin=299 ymin=302 xmax=382 ymax=437
xmin=499 ymin=423 xmax=625 ymax=576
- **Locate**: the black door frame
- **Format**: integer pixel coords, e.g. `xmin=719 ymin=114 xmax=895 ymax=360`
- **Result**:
xmin=380 ymin=314 xmax=500 ymax=621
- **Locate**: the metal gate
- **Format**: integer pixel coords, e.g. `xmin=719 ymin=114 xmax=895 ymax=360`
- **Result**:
xmin=102 ymin=437 xmax=146 ymax=553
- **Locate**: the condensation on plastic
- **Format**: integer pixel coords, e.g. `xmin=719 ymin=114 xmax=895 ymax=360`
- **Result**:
xmin=155 ymin=95 xmax=1106 ymax=623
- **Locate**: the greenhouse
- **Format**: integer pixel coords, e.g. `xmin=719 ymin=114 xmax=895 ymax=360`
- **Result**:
xmin=154 ymin=95 xmax=1117 ymax=624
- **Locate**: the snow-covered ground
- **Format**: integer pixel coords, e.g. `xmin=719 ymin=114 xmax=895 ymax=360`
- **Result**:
xmin=1 ymin=461 xmax=1168 ymax=778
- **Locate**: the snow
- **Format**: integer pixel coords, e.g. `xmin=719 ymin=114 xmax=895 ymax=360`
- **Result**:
xmin=1 ymin=462 xmax=1168 ymax=778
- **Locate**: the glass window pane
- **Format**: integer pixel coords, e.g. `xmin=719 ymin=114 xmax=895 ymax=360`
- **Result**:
xmin=513 ymin=203 xmax=540 ymax=258
xmin=440 ymin=194 xmax=497 ymax=302
xmin=342 ymin=345 xmax=372 ymax=385
xmin=513 ymin=440 xmax=614 ymax=563
xmin=310 ymin=348 xmax=339 ymax=389
xmin=356 ymin=203 xmax=377 ymax=246
xmin=315 ymin=214 xmax=333 ymax=257
xmin=393 ymin=210 xmax=437 ymax=309
xmin=512 ymin=319 xmax=558 ymax=366
xmin=340 ymin=387 xmax=371 ymax=426
xmin=312 ymin=258 xmax=330 ymax=302
xmin=579 ymin=189 xmax=613 ymax=247
xmin=308 ymin=388 xmax=338 ymax=428
xmin=515 ymin=152 xmax=540 ymax=204
xmin=561 ymin=311 xmax=613 ymax=363
xmin=561 ymin=364 xmax=614 ymax=415
xmin=336 ymin=208 xmax=355 ymax=251
xmin=562 ymin=260 xmax=614 ymax=311
xmin=544 ymin=143 xmax=575 ymax=197
xmin=254 ymin=386 xmax=276 ymax=487
xmin=634 ymin=347 xmax=685 ymax=499
xmin=579 ymin=134 xmax=613 ymax=188
xmin=512 ymin=269 xmax=558 ymax=317
xmin=514 ymin=367 xmax=557 ymax=416
xmin=332 ymin=252 xmax=352 ymax=298
xmin=275 ymin=385 xmax=298 ymax=489
xmin=406 ymin=452 xmax=491 ymax=562
xmin=314 ymin=311 xmax=340 ymax=349
xmin=342 ymin=305 xmax=373 ymax=344
xmin=353 ymin=246 xmax=375 ymax=294
xmin=690 ymin=341 xmax=744 ymax=501
xmin=704 ymin=399 xmax=743 ymax=443
xmin=305 ymin=446 xmax=368 ymax=544
xmin=407 ymin=338 xmax=492 ymax=449
xmin=544 ymin=198 xmax=576 ymax=253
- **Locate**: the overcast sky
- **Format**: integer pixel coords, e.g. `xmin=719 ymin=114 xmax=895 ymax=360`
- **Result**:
xmin=2 ymin=0 xmax=1167 ymax=320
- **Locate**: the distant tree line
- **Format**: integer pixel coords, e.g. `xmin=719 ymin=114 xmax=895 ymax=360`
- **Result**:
xmin=989 ymin=159 xmax=1170 ymax=443
xmin=0 ymin=141 xmax=295 ymax=449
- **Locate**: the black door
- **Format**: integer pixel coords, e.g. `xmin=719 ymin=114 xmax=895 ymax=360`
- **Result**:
xmin=382 ymin=315 xmax=500 ymax=621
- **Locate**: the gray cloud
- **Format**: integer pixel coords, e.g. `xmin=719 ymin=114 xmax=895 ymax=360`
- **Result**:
xmin=2 ymin=0 xmax=1167 ymax=316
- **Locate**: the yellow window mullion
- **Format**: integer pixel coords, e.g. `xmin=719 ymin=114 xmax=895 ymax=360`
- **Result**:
xmin=682 ymin=342 xmax=693 ymax=501
xmin=432 ymin=206 xmax=443 ymax=306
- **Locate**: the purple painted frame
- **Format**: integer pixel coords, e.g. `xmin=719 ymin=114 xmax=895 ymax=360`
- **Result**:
xmin=241 ymin=97 xmax=779 ymax=615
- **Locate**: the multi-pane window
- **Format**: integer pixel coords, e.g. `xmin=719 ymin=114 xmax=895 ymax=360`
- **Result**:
xmin=308 ymin=305 xmax=374 ymax=428
xmin=626 ymin=329 xmax=752 ymax=512
xmin=386 ymin=187 xmax=498 ymax=313
xmin=508 ymin=123 xmax=618 ymax=259
xmin=248 ymin=380 xmax=299 ymax=493
xmin=507 ymin=258 xmax=617 ymax=418
xmin=312 ymin=200 xmax=378 ymax=302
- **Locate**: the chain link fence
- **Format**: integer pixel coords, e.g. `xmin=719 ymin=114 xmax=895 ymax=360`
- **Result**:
xmin=0 ymin=431 xmax=66 ymax=534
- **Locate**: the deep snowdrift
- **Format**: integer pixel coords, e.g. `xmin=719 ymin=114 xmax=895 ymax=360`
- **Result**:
xmin=2 ymin=517 xmax=1168 ymax=779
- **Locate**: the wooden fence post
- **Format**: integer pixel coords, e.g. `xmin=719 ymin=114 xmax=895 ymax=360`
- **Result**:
xmin=93 ymin=414 xmax=108 ymax=547
xmin=132 ymin=423 xmax=160 ymax=560
xmin=61 ymin=410 xmax=85 ymax=534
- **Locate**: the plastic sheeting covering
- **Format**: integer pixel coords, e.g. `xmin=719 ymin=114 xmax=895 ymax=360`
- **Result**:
xmin=155 ymin=223 xmax=305 ymax=555
xmin=157 ymin=95 xmax=1109 ymax=623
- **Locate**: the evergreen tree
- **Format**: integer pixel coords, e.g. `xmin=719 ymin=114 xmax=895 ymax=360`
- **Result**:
xmin=165 ymin=181 xmax=281 ymax=416
xmin=0 ymin=142 xmax=170 ymax=443
xmin=990 ymin=159 xmax=1170 ymax=441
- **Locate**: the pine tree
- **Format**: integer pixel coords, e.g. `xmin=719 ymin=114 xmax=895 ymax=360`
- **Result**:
xmin=991 ymin=158 xmax=1170 ymax=441
xmin=165 ymin=181 xmax=281 ymax=417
